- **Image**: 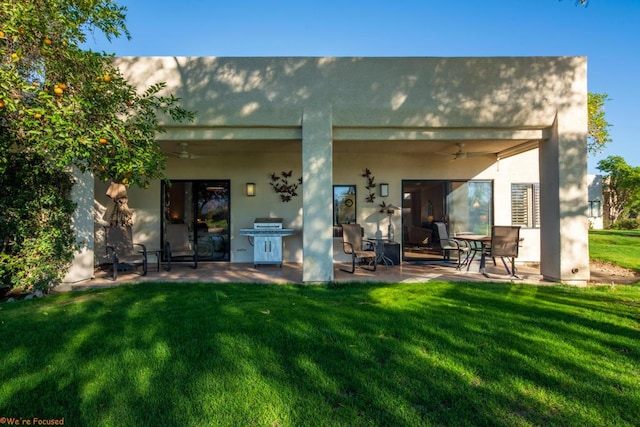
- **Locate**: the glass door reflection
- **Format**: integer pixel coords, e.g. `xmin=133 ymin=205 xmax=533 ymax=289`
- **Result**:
xmin=162 ymin=180 xmax=230 ymax=262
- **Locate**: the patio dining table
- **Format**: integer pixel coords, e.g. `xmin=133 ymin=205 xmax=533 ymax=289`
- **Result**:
xmin=454 ymin=234 xmax=491 ymax=275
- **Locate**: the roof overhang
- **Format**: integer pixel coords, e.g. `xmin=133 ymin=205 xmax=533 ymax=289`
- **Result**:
xmin=157 ymin=125 xmax=548 ymax=158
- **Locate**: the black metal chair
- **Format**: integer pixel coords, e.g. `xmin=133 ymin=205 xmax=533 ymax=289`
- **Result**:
xmin=434 ymin=222 xmax=471 ymax=269
xmin=340 ymin=224 xmax=377 ymax=273
xmin=104 ymin=225 xmax=148 ymax=280
xmin=485 ymin=225 xmax=521 ymax=278
xmin=164 ymin=223 xmax=198 ymax=271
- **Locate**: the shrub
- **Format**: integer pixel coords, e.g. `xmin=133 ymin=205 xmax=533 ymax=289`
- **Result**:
xmin=0 ymin=153 xmax=77 ymax=291
xmin=612 ymin=218 xmax=640 ymax=230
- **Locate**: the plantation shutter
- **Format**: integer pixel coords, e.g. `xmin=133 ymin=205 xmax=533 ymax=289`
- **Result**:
xmin=511 ymin=184 xmax=529 ymax=227
xmin=533 ymin=183 xmax=540 ymax=227
xmin=511 ymin=183 xmax=540 ymax=228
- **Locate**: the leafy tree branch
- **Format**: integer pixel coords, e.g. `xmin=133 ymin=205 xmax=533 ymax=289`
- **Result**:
xmin=587 ymin=92 xmax=612 ymax=155
xmin=1 ymin=0 xmax=194 ymax=291
xmin=597 ymin=156 xmax=640 ymax=226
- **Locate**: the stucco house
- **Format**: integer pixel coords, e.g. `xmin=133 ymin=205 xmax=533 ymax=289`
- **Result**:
xmin=63 ymin=56 xmax=590 ymax=285
xmin=587 ymin=174 xmax=604 ymax=229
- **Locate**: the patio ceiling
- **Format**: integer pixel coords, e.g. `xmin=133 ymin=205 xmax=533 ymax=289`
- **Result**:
xmin=158 ymin=126 xmax=548 ymax=159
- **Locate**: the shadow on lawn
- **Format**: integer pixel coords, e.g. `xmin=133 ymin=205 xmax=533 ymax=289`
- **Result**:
xmin=1 ymin=282 xmax=639 ymax=426
xmin=434 ymin=285 xmax=640 ymax=423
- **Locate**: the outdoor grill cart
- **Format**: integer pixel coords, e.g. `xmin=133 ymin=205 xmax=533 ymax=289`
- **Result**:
xmin=239 ymin=218 xmax=295 ymax=267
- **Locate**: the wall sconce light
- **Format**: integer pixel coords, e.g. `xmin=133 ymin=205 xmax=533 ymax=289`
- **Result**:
xmin=380 ymin=183 xmax=389 ymax=197
xmin=246 ymin=182 xmax=256 ymax=197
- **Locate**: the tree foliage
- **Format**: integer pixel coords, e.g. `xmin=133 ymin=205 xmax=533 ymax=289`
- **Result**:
xmin=0 ymin=153 xmax=77 ymax=290
xmin=563 ymin=0 xmax=588 ymax=6
xmin=1 ymin=0 xmax=194 ymax=291
xmin=597 ymin=156 xmax=640 ymax=227
xmin=587 ymin=92 xmax=612 ymax=155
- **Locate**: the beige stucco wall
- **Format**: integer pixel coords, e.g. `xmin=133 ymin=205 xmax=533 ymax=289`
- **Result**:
xmin=114 ymin=56 xmax=577 ymax=130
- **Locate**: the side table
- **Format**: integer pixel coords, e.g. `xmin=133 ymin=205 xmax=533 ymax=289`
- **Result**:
xmin=382 ymin=241 xmax=401 ymax=265
xmin=366 ymin=238 xmax=400 ymax=266
xmin=147 ymin=249 xmax=163 ymax=272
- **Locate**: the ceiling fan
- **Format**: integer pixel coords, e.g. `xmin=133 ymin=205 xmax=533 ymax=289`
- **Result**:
xmin=436 ymin=143 xmax=495 ymax=161
xmin=168 ymin=142 xmax=204 ymax=160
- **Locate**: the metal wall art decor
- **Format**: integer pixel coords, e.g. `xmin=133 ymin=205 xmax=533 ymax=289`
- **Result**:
xmin=269 ymin=170 xmax=302 ymax=202
xmin=362 ymin=168 xmax=377 ymax=203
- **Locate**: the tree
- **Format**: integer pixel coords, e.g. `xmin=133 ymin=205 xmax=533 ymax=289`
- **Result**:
xmin=597 ymin=156 xmax=640 ymax=226
xmin=0 ymin=0 xmax=194 ymax=291
xmin=563 ymin=0 xmax=588 ymax=5
xmin=587 ymin=92 xmax=612 ymax=155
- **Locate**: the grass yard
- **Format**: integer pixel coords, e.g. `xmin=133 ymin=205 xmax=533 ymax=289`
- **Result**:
xmin=1 ymin=280 xmax=639 ymax=426
xmin=590 ymin=229 xmax=640 ymax=271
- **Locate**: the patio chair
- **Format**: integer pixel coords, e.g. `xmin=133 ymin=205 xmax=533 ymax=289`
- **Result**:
xmin=434 ymin=222 xmax=471 ymax=269
xmin=104 ymin=225 xmax=148 ymax=280
xmin=340 ymin=223 xmax=377 ymax=273
xmin=485 ymin=225 xmax=521 ymax=278
xmin=164 ymin=223 xmax=198 ymax=271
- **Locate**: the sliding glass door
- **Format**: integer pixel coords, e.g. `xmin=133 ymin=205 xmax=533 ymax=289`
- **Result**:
xmin=161 ymin=180 xmax=230 ymax=261
xmin=402 ymin=180 xmax=492 ymax=261
xmin=446 ymin=180 xmax=492 ymax=237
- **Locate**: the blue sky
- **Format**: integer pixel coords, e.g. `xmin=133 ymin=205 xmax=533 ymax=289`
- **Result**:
xmin=85 ymin=0 xmax=640 ymax=174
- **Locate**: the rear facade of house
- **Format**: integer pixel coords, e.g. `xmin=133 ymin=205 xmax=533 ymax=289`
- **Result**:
xmin=64 ymin=56 xmax=590 ymax=285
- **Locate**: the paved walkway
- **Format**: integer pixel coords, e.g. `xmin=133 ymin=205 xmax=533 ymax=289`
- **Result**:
xmin=55 ymin=258 xmax=552 ymax=292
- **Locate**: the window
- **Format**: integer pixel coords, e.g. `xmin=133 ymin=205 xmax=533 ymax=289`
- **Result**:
xmin=588 ymin=200 xmax=602 ymax=218
xmin=333 ymin=185 xmax=357 ymax=226
xmin=511 ymin=183 xmax=540 ymax=228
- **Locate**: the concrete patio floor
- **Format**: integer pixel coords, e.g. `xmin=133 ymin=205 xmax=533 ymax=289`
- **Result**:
xmin=56 ymin=258 xmax=552 ymax=292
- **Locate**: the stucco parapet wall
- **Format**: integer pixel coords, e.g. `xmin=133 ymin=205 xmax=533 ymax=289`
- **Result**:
xmin=114 ymin=56 xmax=585 ymax=129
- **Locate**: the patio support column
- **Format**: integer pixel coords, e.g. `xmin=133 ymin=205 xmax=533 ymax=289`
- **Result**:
xmin=301 ymin=103 xmax=334 ymax=282
xmin=63 ymin=169 xmax=96 ymax=284
xmin=539 ymin=83 xmax=590 ymax=284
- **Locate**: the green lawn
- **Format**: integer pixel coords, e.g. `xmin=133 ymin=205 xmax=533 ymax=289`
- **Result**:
xmin=2 ymin=280 xmax=639 ymax=426
xmin=589 ymin=229 xmax=640 ymax=270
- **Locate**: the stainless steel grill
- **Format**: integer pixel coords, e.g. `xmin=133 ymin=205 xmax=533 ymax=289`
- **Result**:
xmin=239 ymin=218 xmax=294 ymax=267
